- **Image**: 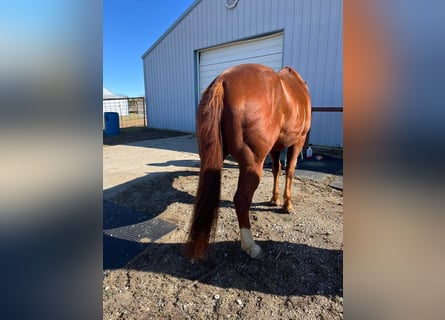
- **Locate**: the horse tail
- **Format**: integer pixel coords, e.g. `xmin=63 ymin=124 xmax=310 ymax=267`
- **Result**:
xmin=185 ymin=79 xmax=224 ymax=260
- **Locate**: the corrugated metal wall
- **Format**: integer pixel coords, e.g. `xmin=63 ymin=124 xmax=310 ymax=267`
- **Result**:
xmin=311 ymin=111 xmax=343 ymax=147
xmin=143 ymin=0 xmax=342 ymax=145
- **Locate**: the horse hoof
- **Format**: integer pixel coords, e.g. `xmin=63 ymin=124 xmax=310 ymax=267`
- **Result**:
xmin=270 ymin=199 xmax=281 ymax=206
xmin=282 ymin=205 xmax=295 ymax=214
xmin=240 ymin=228 xmax=264 ymax=259
xmin=252 ymin=247 xmax=265 ymax=259
xmin=245 ymin=244 xmax=264 ymax=259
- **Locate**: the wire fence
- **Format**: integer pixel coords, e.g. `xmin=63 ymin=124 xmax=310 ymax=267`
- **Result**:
xmin=103 ymin=97 xmax=146 ymax=129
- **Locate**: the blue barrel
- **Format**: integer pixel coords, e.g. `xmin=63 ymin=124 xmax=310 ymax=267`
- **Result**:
xmin=104 ymin=112 xmax=120 ymax=136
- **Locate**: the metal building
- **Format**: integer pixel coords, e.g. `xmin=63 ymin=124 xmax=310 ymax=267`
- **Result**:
xmin=142 ymin=0 xmax=342 ymax=147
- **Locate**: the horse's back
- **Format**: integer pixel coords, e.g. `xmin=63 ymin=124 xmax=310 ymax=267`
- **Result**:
xmin=272 ymin=67 xmax=311 ymax=150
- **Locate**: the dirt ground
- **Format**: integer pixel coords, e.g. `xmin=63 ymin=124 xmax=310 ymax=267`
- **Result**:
xmin=103 ymin=129 xmax=343 ymax=319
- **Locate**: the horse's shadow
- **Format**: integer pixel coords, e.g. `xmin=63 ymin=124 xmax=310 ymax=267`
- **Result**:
xmin=125 ymin=240 xmax=342 ymax=297
xmin=104 ymin=165 xmax=342 ymax=297
xmin=147 ymin=159 xmax=200 ymax=168
xmin=250 ymin=201 xmax=291 ymax=214
xmin=145 ymin=159 xmax=239 ymax=169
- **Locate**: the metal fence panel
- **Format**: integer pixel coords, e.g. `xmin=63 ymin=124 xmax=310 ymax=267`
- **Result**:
xmin=103 ymin=97 xmax=146 ymax=129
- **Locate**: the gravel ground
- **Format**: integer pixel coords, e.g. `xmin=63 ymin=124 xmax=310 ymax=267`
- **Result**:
xmin=103 ymin=153 xmax=343 ymax=319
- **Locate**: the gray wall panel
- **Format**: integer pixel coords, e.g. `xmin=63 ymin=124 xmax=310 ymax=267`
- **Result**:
xmin=143 ymin=0 xmax=343 ymax=144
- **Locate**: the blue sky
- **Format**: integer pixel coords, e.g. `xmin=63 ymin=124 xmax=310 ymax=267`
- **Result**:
xmin=103 ymin=0 xmax=195 ymax=97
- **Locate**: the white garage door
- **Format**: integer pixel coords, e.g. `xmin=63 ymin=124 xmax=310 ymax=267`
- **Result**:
xmin=198 ymin=33 xmax=283 ymax=95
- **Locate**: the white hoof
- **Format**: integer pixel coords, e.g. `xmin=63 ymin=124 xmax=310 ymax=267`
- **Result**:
xmin=244 ymin=243 xmax=264 ymax=259
xmin=240 ymin=228 xmax=264 ymax=259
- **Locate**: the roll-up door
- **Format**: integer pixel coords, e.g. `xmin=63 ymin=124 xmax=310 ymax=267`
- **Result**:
xmin=198 ymin=33 xmax=283 ymax=95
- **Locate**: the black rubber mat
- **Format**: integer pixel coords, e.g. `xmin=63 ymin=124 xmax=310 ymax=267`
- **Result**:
xmin=103 ymin=199 xmax=177 ymax=269
xmin=103 ymin=218 xmax=176 ymax=243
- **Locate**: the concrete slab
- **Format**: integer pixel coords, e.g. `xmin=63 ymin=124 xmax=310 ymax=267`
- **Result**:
xmin=329 ymin=176 xmax=343 ymax=190
xmin=104 ymin=134 xmax=343 ymax=194
xmin=294 ymin=169 xmax=331 ymax=183
xmin=103 ymin=135 xmax=200 ymax=192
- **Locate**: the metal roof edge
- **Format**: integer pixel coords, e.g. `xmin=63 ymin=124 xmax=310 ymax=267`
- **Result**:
xmin=141 ymin=0 xmax=202 ymax=59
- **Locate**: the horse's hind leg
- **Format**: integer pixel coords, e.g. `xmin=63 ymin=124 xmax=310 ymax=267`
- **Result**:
xmin=270 ymin=151 xmax=281 ymax=206
xmin=283 ymin=144 xmax=300 ymax=213
xmin=234 ymin=164 xmax=264 ymax=259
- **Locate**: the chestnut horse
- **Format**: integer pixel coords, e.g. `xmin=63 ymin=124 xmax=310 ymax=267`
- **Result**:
xmin=185 ymin=63 xmax=311 ymax=260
